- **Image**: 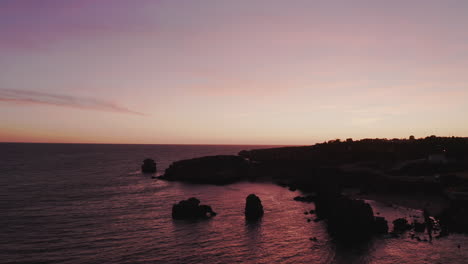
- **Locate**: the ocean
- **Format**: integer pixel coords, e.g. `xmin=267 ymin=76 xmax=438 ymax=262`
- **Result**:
xmin=1 ymin=143 xmax=467 ymax=264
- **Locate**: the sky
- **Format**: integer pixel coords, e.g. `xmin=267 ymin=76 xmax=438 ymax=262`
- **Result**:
xmin=1 ymin=0 xmax=468 ymax=145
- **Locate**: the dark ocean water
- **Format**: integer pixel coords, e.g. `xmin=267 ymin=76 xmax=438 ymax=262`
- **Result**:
xmin=1 ymin=143 xmax=467 ymax=264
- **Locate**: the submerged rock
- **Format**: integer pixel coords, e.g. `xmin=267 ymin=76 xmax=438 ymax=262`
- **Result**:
xmin=162 ymin=155 xmax=249 ymax=184
xmin=245 ymin=194 xmax=264 ymax=221
xmin=141 ymin=158 xmax=157 ymax=173
xmin=172 ymin=197 xmax=217 ymax=219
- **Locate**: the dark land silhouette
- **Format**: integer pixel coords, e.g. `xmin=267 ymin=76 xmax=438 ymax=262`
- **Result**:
xmin=158 ymin=136 xmax=468 ymax=240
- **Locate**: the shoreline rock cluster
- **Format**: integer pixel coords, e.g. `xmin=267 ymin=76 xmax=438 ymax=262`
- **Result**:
xmin=152 ymin=136 xmax=468 ymax=235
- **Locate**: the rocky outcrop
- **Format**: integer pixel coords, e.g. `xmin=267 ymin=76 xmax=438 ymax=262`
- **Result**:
xmin=316 ymin=196 xmax=376 ymax=239
xmin=414 ymin=221 xmax=426 ymax=232
xmin=161 ymin=155 xmax=249 ymax=184
xmin=172 ymin=198 xmax=217 ymax=219
xmin=142 ymin=158 xmax=157 ymax=173
xmin=374 ymin=216 xmax=389 ymax=234
xmin=313 ymin=182 xmax=388 ymax=240
xmin=393 ymin=218 xmax=412 ymax=232
xmin=438 ymin=200 xmax=468 ymax=233
xmin=245 ymin=194 xmax=264 ymax=221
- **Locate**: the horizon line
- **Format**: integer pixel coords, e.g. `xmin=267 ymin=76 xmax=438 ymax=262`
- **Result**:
xmin=2 ymin=135 xmax=467 ymax=147
xmin=0 ymin=141 xmax=296 ymax=147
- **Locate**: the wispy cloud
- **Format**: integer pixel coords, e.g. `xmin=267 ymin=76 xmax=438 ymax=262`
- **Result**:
xmin=0 ymin=89 xmax=145 ymax=116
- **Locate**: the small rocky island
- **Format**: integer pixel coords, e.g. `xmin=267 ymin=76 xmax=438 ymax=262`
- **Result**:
xmin=141 ymin=158 xmax=157 ymax=173
xmin=172 ymin=198 xmax=217 ymax=219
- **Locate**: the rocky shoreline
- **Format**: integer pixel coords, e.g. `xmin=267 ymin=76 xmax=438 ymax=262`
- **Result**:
xmin=155 ymin=136 xmax=468 ymax=238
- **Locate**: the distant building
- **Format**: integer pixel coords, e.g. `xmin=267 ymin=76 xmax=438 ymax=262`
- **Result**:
xmin=346 ymin=138 xmax=353 ymax=143
xmin=409 ymin=135 xmax=415 ymax=140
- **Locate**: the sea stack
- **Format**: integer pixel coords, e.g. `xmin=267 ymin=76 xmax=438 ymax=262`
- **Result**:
xmin=245 ymin=194 xmax=264 ymax=221
xmin=142 ymin=158 xmax=157 ymax=173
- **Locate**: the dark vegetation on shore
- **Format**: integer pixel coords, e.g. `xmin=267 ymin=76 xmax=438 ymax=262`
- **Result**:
xmin=238 ymin=136 xmax=468 ymax=197
xmin=157 ymin=136 xmax=468 ymax=239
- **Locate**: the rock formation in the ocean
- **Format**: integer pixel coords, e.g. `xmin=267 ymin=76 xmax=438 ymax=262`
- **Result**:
xmin=141 ymin=158 xmax=157 ymax=173
xmin=245 ymin=194 xmax=264 ymax=221
xmin=172 ymin=197 xmax=217 ymax=219
xmin=438 ymin=200 xmax=468 ymax=233
xmin=374 ymin=216 xmax=389 ymax=234
xmin=414 ymin=221 xmax=426 ymax=232
xmin=393 ymin=218 xmax=412 ymax=232
xmin=161 ymin=155 xmax=249 ymax=184
xmin=313 ymin=181 xmax=388 ymax=240
xmin=316 ymin=196 xmax=377 ymax=239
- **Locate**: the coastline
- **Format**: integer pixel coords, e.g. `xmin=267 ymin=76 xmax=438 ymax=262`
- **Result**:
xmin=158 ymin=136 xmax=468 ymax=236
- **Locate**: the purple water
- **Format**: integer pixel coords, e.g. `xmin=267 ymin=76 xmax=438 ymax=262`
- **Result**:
xmin=1 ymin=143 xmax=467 ymax=263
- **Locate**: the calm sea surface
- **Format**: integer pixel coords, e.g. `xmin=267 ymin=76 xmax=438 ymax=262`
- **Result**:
xmin=1 ymin=143 xmax=467 ymax=264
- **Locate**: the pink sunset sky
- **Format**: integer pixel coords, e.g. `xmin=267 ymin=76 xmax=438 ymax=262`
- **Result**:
xmin=1 ymin=0 xmax=467 ymax=145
